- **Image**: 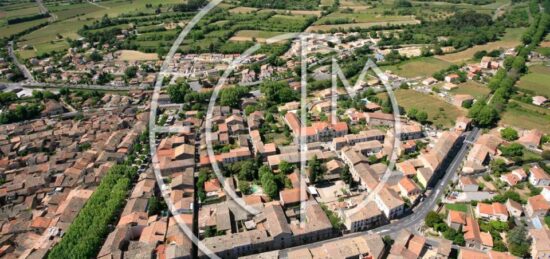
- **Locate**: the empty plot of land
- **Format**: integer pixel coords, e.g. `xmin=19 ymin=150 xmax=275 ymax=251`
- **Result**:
xmin=436 ymin=27 xmax=526 ymax=63
xmin=516 ymin=65 xmax=550 ymax=97
xmin=229 ymin=6 xmax=258 ymax=13
xmin=500 ymin=100 xmax=550 ymax=134
xmin=115 ymin=50 xmax=159 ymax=61
xmin=380 ymin=57 xmax=452 ymax=78
xmin=379 ymin=89 xmax=465 ymax=128
xmin=451 ymin=81 xmax=491 ymax=99
xmin=229 ymin=30 xmax=291 ymax=43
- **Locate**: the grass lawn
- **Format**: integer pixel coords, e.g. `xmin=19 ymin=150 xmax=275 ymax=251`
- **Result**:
xmin=436 ymin=27 xmax=526 ymax=64
xmin=451 ymin=81 xmax=491 ymax=100
xmin=516 ymin=65 xmax=550 ymax=97
xmin=500 ymin=100 xmax=550 ymax=134
xmin=378 ymin=89 xmax=465 ymax=128
xmin=380 ymin=57 xmax=452 ymax=78
xmin=446 ymin=203 xmax=469 ymax=212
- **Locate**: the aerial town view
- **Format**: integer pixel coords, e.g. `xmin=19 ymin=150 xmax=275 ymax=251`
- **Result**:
xmin=1 ymin=0 xmax=550 ymax=258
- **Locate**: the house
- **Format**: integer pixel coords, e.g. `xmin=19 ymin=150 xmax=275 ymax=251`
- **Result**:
xmin=279 ymin=188 xmax=307 ymax=208
xmin=532 ymin=96 xmax=548 ymax=106
xmin=422 ymin=77 xmax=438 ymax=86
xmin=518 ymin=130 xmax=543 ymax=150
xmin=480 ymin=56 xmax=493 ymax=69
xmin=444 ymin=73 xmax=460 ymax=83
xmin=459 ymin=176 xmax=478 ymax=192
xmin=505 ymin=199 xmax=523 ymax=218
xmin=398 ymin=177 xmax=421 ymax=199
xmin=500 ymin=168 xmax=527 ymax=186
xmin=455 ymin=116 xmax=472 ymax=132
xmin=447 ymin=210 xmax=466 ymax=230
xmin=475 ymin=203 xmax=508 ymax=221
xmin=374 ymin=187 xmax=404 ymax=219
xmin=365 ymin=112 xmax=395 ymax=127
xmin=529 ymin=166 xmax=550 ymax=186
xmin=343 ymin=202 xmax=384 ymax=232
xmin=530 ymin=228 xmax=550 ymax=259
xmin=525 ymin=195 xmax=550 ymax=217
xmin=452 ymin=94 xmax=474 ymax=107
xmin=41 ymin=100 xmax=64 ymax=116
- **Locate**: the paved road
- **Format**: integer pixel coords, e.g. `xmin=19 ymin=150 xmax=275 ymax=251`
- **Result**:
xmin=278 ymin=127 xmax=480 ymax=257
xmin=7 ymin=41 xmax=34 ymax=82
xmin=373 ymin=127 xmax=480 ymax=236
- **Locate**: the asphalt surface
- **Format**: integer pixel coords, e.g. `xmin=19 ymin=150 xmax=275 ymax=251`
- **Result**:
xmin=7 ymin=41 xmax=34 ymax=82
xmin=278 ymin=127 xmax=480 ymax=257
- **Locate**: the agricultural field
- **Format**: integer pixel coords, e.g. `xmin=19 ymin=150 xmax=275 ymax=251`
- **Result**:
xmin=9 ymin=0 xmax=184 ymax=57
xmin=0 ymin=18 xmax=48 ymax=39
xmin=516 ymin=65 xmax=550 ymax=97
xmin=450 ymin=81 xmax=491 ymax=100
xmin=379 ymin=89 xmax=465 ymax=128
xmin=380 ymin=57 xmax=452 ymax=78
xmin=229 ymin=30 xmax=292 ymax=43
xmin=436 ymin=27 xmax=526 ymax=63
xmin=500 ymin=100 xmax=550 ymax=134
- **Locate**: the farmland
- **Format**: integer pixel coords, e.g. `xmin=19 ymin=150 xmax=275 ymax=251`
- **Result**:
xmin=436 ymin=27 xmax=526 ymax=63
xmin=500 ymin=100 xmax=550 ymax=134
xmin=450 ymin=81 xmax=491 ymax=100
xmin=516 ymin=65 xmax=550 ymax=97
xmin=380 ymin=57 xmax=452 ymax=78
xmin=378 ymin=89 xmax=465 ymax=128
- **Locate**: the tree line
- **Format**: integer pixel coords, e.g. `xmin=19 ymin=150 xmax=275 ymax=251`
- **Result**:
xmin=47 ymin=165 xmax=137 ymax=258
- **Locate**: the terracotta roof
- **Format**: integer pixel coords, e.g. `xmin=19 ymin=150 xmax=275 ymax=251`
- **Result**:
xmin=204 ymin=179 xmax=221 ymax=193
xmin=448 ymin=210 xmax=466 ymax=225
xmin=528 ymin=195 xmax=550 ymax=211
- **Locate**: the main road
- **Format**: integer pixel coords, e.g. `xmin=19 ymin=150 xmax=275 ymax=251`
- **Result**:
xmin=278 ymin=127 xmax=480 ymax=257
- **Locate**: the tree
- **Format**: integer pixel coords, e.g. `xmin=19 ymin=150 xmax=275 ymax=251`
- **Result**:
xmin=341 ymin=165 xmax=352 ymax=185
xmin=507 ymin=225 xmax=531 ymax=257
xmin=124 ymin=66 xmax=138 ymax=78
xmin=490 ymin=158 xmax=507 ymax=176
xmin=542 ymin=150 xmax=550 ymax=160
xmin=167 ymin=82 xmax=191 ymax=103
xmin=425 ymin=211 xmax=443 ymax=228
xmin=499 ymin=143 xmax=524 ymax=158
xmin=238 ymin=160 xmax=257 ymax=181
xmin=239 ymin=181 xmax=251 ymax=195
xmin=501 ymin=127 xmax=519 ymax=141
xmin=308 ymin=155 xmax=324 ymax=184
xmin=468 ymin=102 xmax=499 ymax=128
xmin=279 ymin=160 xmax=294 ymax=175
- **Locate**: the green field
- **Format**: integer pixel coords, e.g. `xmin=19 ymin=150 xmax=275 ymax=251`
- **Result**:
xmin=500 ymin=100 xmax=550 ymax=134
xmin=380 ymin=57 xmax=452 ymax=78
xmin=451 ymin=81 xmax=491 ymax=100
xmin=379 ymin=89 xmax=465 ymax=128
xmin=446 ymin=203 xmax=469 ymax=212
xmin=315 ymin=11 xmax=416 ymax=24
xmin=0 ymin=18 xmax=48 ymax=39
xmin=516 ymin=65 xmax=550 ymax=97
xmin=436 ymin=27 xmax=526 ymax=63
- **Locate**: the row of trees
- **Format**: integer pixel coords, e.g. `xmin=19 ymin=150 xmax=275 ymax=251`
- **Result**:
xmin=469 ymin=1 xmax=550 ymax=127
xmin=0 ymin=103 xmax=43 ymax=125
xmin=48 ymin=165 xmax=136 ymax=258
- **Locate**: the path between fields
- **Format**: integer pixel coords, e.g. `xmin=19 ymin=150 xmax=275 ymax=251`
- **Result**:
xmin=87 ymin=1 xmax=110 ymax=10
